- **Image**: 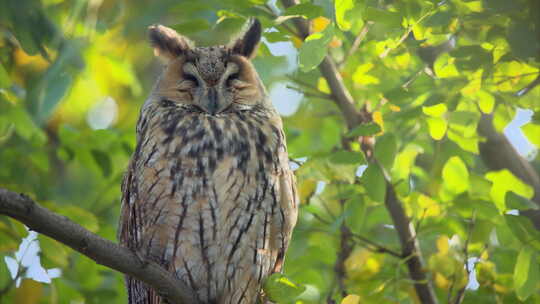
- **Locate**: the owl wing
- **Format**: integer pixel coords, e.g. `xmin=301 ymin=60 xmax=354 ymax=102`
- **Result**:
xmin=118 ymin=107 xmax=166 ymax=304
xmin=273 ymin=161 xmax=298 ymax=273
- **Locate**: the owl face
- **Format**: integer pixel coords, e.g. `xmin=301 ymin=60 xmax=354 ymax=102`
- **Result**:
xmin=149 ymin=19 xmax=264 ymax=115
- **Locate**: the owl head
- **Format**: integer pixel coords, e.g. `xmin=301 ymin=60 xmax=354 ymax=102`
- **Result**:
xmin=148 ymin=18 xmax=267 ymax=115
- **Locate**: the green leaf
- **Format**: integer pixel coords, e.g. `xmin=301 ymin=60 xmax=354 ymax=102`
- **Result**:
xmin=442 ymin=156 xmax=469 ymax=194
xmin=4 ymin=106 xmax=47 ymax=145
xmin=426 ymin=116 xmax=447 ymax=140
xmin=39 ymin=235 xmax=70 ymax=268
xmin=425 ymin=11 xmax=455 ymax=28
xmin=448 ymin=111 xmax=477 ymax=126
xmin=171 ymin=19 xmax=210 ymax=34
xmin=91 ymin=149 xmax=112 ymax=177
xmin=468 ymin=173 xmax=492 ymax=200
xmin=284 ymin=3 xmax=324 ymax=19
xmin=508 ymin=21 xmax=538 ymax=60
xmin=361 ymin=164 xmax=386 ymax=203
xmin=264 ymin=31 xmax=289 ymax=43
xmin=352 ymin=63 xmax=379 ymax=85
xmin=347 ymin=122 xmax=381 ymax=137
xmin=504 ymin=215 xmax=540 ymax=249
xmin=422 ymin=103 xmax=447 ymax=117
xmin=58 ymin=205 xmax=99 ymax=233
xmin=434 ymin=53 xmax=459 ymax=78
xmin=521 ymin=123 xmax=540 ymax=147
xmin=264 ymin=273 xmax=306 ymax=303
xmin=344 ymin=196 xmax=366 ymax=234
xmin=335 ymin=0 xmax=355 ymax=30
xmin=514 ymin=246 xmax=540 ymax=301
xmin=374 ymin=133 xmax=397 ymax=172
xmin=394 ymin=144 xmax=422 ymax=180
xmin=505 ymin=192 xmax=537 ymax=210
xmin=29 ymin=151 xmax=49 ymax=172
xmin=329 ymin=150 xmax=366 ymax=165
xmin=298 ymin=24 xmax=334 ymax=72
xmin=493 ymin=104 xmax=515 ymax=132
xmin=364 ymin=8 xmax=402 ymax=28
xmin=0 ymin=62 xmax=11 ymax=88
xmin=486 ymin=170 xmax=534 ymax=212
xmin=476 ymin=90 xmax=495 ymax=114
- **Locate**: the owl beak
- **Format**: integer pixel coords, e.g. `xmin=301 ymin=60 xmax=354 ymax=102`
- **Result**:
xmin=203 ymin=86 xmax=219 ymax=115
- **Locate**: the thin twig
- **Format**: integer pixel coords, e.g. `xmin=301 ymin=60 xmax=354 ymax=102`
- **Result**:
xmin=351 ymin=233 xmax=403 ymax=258
xmin=494 ymin=72 xmax=539 ymax=85
xmin=310 ymin=210 xmax=332 ymax=225
xmin=339 ymin=23 xmax=372 ymax=67
xmin=287 ymin=75 xmax=324 ymax=92
xmin=0 ymin=264 xmax=26 ymax=297
xmin=515 ymin=74 xmax=540 ymax=97
xmin=333 ymin=199 xmax=353 ymax=297
xmin=415 ymin=208 xmax=428 ymax=236
xmin=262 ymin=3 xmax=301 ymax=38
xmin=451 ymin=211 xmax=476 ymax=304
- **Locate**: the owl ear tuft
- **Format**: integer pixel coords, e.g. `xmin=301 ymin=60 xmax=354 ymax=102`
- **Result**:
xmin=148 ymin=24 xmax=193 ymax=61
xmin=231 ymin=18 xmax=262 ymax=59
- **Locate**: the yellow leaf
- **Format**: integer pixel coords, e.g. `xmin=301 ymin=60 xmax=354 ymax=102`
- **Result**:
xmin=435 ymin=272 xmax=450 ymax=289
xmin=317 ymin=77 xmax=330 ymax=94
xmin=365 ymin=256 xmax=381 ymax=273
xmin=329 ymin=37 xmax=342 ymax=48
xmin=426 ymin=116 xmax=447 ymax=140
xmin=292 ymin=36 xmax=303 ymax=48
xmin=352 ymin=63 xmax=379 ymax=85
xmin=341 ymin=294 xmax=361 ymax=304
xmin=312 ymin=17 xmax=331 ymax=32
xmin=372 ymin=111 xmax=384 ymax=133
xmin=493 ymin=284 xmax=509 ymax=293
xmin=298 ymin=179 xmax=316 ymax=204
xmin=15 ymin=279 xmax=43 ymax=304
xmin=480 ymin=250 xmax=489 ymax=260
xmin=418 ymin=194 xmax=441 ymax=217
xmin=460 ymin=69 xmax=483 ymax=95
xmin=388 ymin=104 xmax=401 ymax=112
xmin=395 ymin=52 xmax=411 ymax=69
xmin=13 ymin=48 xmax=49 ymax=70
xmin=422 ymin=103 xmax=447 ymax=117
xmin=436 ymin=235 xmax=449 ymax=254
xmin=345 ymin=249 xmax=382 ymax=279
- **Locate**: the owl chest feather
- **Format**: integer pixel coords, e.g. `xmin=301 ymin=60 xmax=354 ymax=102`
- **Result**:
xmin=128 ymin=104 xmax=291 ymax=303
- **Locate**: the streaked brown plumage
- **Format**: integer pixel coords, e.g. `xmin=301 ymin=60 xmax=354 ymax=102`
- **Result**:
xmin=118 ymin=19 xmax=298 ymax=304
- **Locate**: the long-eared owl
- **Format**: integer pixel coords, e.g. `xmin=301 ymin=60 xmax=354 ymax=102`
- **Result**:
xmin=118 ymin=18 xmax=298 ymax=304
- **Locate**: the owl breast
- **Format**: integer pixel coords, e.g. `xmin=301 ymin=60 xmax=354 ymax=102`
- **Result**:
xmin=124 ymin=100 xmax=295 ymax=304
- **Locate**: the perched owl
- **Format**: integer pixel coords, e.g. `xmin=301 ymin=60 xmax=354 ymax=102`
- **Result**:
xmin=118 ymin=18 xmax=298 ymax=304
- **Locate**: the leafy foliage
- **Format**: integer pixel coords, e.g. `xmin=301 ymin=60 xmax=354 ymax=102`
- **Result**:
xmin=0 ymin=0 xmax=539 ymax=303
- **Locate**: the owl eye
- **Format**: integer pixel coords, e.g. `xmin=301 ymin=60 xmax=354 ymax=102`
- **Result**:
xmin=227 ymin=73 xmax=239 ymax=86
xmin=183 ymin=73 xmax=199 ymax=86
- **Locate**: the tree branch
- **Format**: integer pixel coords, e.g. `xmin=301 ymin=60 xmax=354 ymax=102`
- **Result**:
xmin=478 ymin=114 xmax=540 ymax=230
xmin=278 ymin=1 xmax=439 ymax=302
xmin=478 ymin=114 xmax=540 ymax=206
xmin=0 ymin=188 xmax=198 ymax=304
xmin=334 ymin=200 xmax=353 ymax=297
xmin=385 ymin=182 xmax=438 ymax=304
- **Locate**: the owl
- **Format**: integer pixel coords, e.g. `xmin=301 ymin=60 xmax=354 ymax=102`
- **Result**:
xmin=118 ymin=18 xmax=298 ymax=304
